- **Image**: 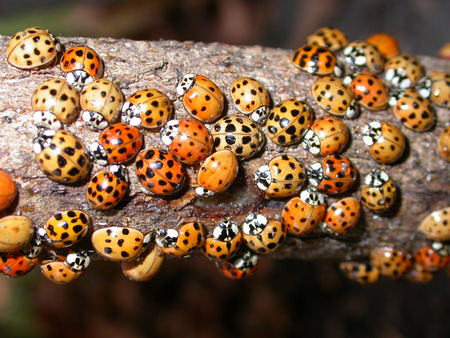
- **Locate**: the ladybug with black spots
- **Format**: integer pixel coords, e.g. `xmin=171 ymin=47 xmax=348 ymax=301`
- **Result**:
xmin=91 ymin=226 xmax=151 ymax=261
xmin=215 ymin=249 xmax=259 ymax=280
xmin=40 ymin=249 xmax=90 ymax=284
xmin=370 ymin=247 xmax=412 ymax=278
xmin=6 ymin=27 xmax=62 ymax=70
xmin=419 ymin=207 xmax=450 ymax=242
xmin=86 ymin=165 xmax=129 ymax=210
xmin=291 ymin=44 xmax=342 ymax=76
xmin=362 ymin=121 xmax=406 ymax=164
xmin=242 ymin=213 xmax=286 ymax=254
xmin=34 ymin=129 xmax=92 ymax=184
xmin=267 ymin=99 xmax=313 ymax=146
xmin=60 ymin=46 xmax=104 ymax=89
xmin=161 ymin=119 xmax=213 ymax=164
xmin=384 ymin=54 xmax=424 ymax=89
xmin=0 ymin=239 xmax=42 ymax=278
xmin=37 ymin=210 xmax=91 ymax=248
xmin=230 ymin=77 xmax=271 ymax=124
xmin=414 ymin=245 xmax=450 ymax=272
xmin=343 ymin=41 xmax=385 ymax=73
xmin=122 ymin=89 xmax=173 ymax=129
xmin=340 ymin=261 xmax=380 ymax=284
xmin=155 ymin=222 xmax=205 ymax=258
xmin=135 ymin=148 xmax=186 ymax=196
xmin=177 ymin=74 xmax=224 ymax=123
xmin=417 ymin=72 xmax=450 ymax=108
xmin=307 ymin=154 xmax=357 ymax=195
xmin=202 ymin=219 xmax=242 ymax=261
xmin=360 ymin=169 xmax=397 ymax=213
xmin=305 ymin=27 xmax=348 ymax=51
xmin=282 ymin=187 xmax=326 ymax=236
xmin=90 ymin=123 xmax=143 ymax=166
xmin=348 ymin=71 xmax=389 ymax=111
xmin=322 ymin=197 xmax=361 ymax=234
xmin=211 ymin=116 xmax=264 ymax=160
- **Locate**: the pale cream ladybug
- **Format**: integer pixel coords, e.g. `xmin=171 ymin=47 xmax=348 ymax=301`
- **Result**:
xmin=81 ymin=79 xmax=124 ymax=131
xmin=230 ymin=77 xmax=271 ymax=124
xmin=121 ymin=244 xmax=164 ymax=282
xmin=0 ymin=216 xmax=34 ymax=252
xmin=32 ymin=78 xmax=80 ymax=130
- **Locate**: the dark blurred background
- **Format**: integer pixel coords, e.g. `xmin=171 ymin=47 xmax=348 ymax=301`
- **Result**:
xmin=1 ymin=1 xmax=450 ymax=337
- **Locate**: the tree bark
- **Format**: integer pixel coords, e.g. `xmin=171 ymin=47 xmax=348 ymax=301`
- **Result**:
xmin=1 ymin=35 xmax=449 ymax=261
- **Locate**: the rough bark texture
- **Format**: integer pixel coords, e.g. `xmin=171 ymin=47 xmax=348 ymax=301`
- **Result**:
xmin=1 ymin=35 xmax=450 ymax=261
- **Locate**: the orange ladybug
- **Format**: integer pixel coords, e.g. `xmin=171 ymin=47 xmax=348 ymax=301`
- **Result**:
xmin=196 ymin=150 xmax=239 ymax=197
xmin=135 ymin=149 xmax=186 ymax=196
xmin=202 ymin=219 xmax=242 ymax=261
xmin=370 ymin=247 xmax=412 ymax=278
xmin=307 ymin=154 xmax=357 ymax=195
xmin=414 ymin=245 xmax=450 ymax=272
xmin=155 ymin=222 xmax=205 ymax=257
xmin=340 ymin=261 xmax=380 ymax=284
xmin=305 ymin=27 xmax=348 ymax=51
xmin=419 ymin=207 xmax=450 ymax=242
xmin=242 ymin=213 xmax=286 ymax=254
xmin=161 ymin=119 xmax=213 ymax=164
xmin=417 ymin=72 xmax=450 ymax=108
xmin=215 ymin=249 xmax=259 ymax=280
xmin=366 ymin=33 xmax=400 ymax=59
xmin=281 ymin=187 xmax=326 ymax=236
xmin=361 ymin=169 xmax=397 ymax=213
xmin=291 ymin=45 xmax=342 ymax=76
xmin=349 ymin=71 xmax=389 ymax=111
xmin=362 ymin=121 xmax=405 ymax=164
xmin=0 ymin=170 xmax=17 ymax=212
xmin=60 ymin=46 xmax=104 ymax=89
xmin=438 ymin=126 xmax=450 ymax=161
xmin=323 ymin=197 xmax=361 ymax=234
xmin=177 ymin=74 xmax=224 ymax=123
xmin=301 ymin=116 xmax=349 ymax=156
xmin=343 ymin=41 xmax=385 ymax=73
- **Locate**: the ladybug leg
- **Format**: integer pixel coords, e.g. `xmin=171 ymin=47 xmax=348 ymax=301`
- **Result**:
xmin=89 ymin=141 xmax=108 ymax=166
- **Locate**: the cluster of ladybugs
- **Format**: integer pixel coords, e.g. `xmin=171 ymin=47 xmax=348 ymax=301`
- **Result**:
xmin=1 ymin=27 xmax=450 ymax=284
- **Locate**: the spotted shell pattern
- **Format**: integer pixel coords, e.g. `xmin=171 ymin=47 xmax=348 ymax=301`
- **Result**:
xmin=419 ymin=207 xmax=450 ymax=242
xmin=242 ymin=213 xmax=287 ymax=254
xmin=305 ymin=27 xmax=348 ymax=51
xmin=362 ymin=121 xmax=405 ymax=164
xmin=291 ymin=45 xmax=341 ymax=76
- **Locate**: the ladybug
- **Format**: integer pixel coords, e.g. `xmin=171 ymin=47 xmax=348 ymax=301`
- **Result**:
xmin=417 ymin=72 xmax=450 ymax=108
xmin=267 ymin=99 xmax=313 ymax=146
xmin=155 ymin=222 xmax=205 ymax=257
xmin=211 ymin=116 xmax=264 ymax=160
xmin=40 ymin=249 xmax=90 ymax=284
xmin=122 ymin=244 xmax=164 ymax=282
xmin=6 ymin=27 xmax=62 ymax=70
xmin=91 ymin=226 xmax=151 ymax=261
xmin=305 ymin=27 xmax=348 ymax=51
xmin=0 ymin=170 xmax=17 ymax=212
xmin=242 ymin=213 xmax=286 ymax=254
xmin=0 ymin=215 xmax=34 ymax=252
xmin=361 ymin=121 xmax=406 ymax=164
xmin=389 ymin=89 xmax=435 ymax=132
xmin=0 ymin=239 xmax=42 ymax=278
xmin=414 ymin=246 xmax=450 ymax=272
xmin=438 ymin=126 xmax=450 ymax=162
xmin=339 ymin=261 xmax=380 ymax=284
xmin=32 ymin=78 xmax=80 ymax=130
xmin=176 ymin=74 xmax=224 ymax=123
xmin=34 ymin=129 xmax=92 ymax=184
xmin=301 ymin=116 xmax=349 ymax=156
xmin=306 ymin=154 xmax=357 ymax=195
xmin=60 ymin=46 xmax=104 ymax=88
xmin=323 ymin=197 xmax=361 ymax=234
xmin=86 ymin=165 xmax=129 ymax=210
xmin=291 ymin=45 xmax=342 ymax=76
xmin=366 ymin=33 xmax=400 ymax=59
xmin=253 ymin=154 xmax=306 ymax=198
xmin=202 ymin=219 xmax=242 ymax=261
xmin=122 ymin=89 xmax=173 ymax=128
xmin=196 ymin=149 xmax=239 ymax=197
xmin=281 ymin=187 xmax=326 ymax=236
xmin=384 ymin=54 xmax=424 ymax=89
xmin=80 ymin=79 xmax=124 ymax=131
xmin=229 ymin=77 xmax=271 ymax=124
xmin=135 ymin=148 xmax=186 ymax=196
xmin=349 ymin=71 xmax=389 ymax=111
xmin=90 ymin=123 xmax=143 ymax=166
xmin=311 ymin=76 xmax=358 ymax=118
xmin=37 ymin=210 xmax=91 ymax=248
xmin=342 ymin=41 xmax=385 ymax=73
xmin=160 ymin=119 xmax=213 ymax=164
xmin=215 ymin=249 xmax=259 ymax=280
xmin=419 ymin=207 xmax=450 ymax=242
xmin=404 ymin=262 xmax=435 ymax=283
xmin=370 ymin=247 xmax=412 ymax=278
xmin=361 ymin=169 xmax=397 ymax=213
